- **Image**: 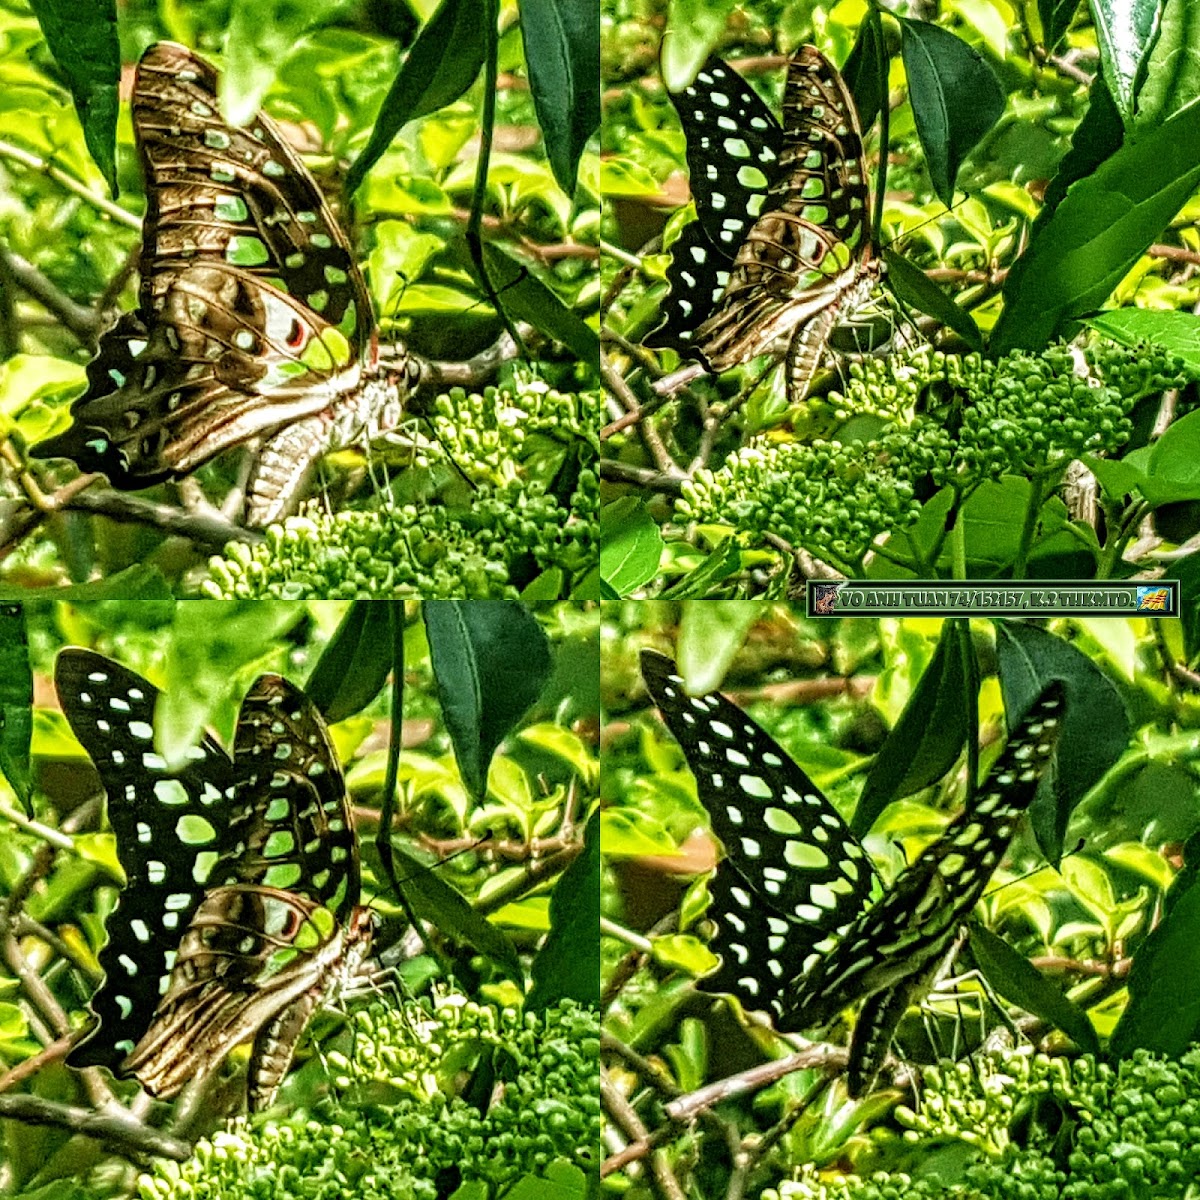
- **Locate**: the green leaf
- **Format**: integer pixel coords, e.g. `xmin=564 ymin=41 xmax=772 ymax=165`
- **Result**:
xmin=970 ymin=922 xmax=1100 ymax=1054
xmin=841 ymin=8 xmax=887 ymax=136
xmin=1039 ymin=0 xmax=1081 ymax=50
xmin=27 ymin=0 xmax=119 ymax=194
xmin=527 ymin=809 xmax=599 ymax=1010
xmin=389 ymin=843 xmax=522 ymax=981
xmin=480 ymin=242 xmax=599 ymax=363
xmin=0 ymin=606 xmax=32 ymax=816
xmin=676 ymin=600 xmax=763 ymax=693
xmin=660 ymin=539 xmax=742 ymax=598
xmin=306 ymin=601 xmax=400 ymax=723
xmin=346 ymin=0 xmax=491 ymax=194
xmin=1136 ymin=0 xmax=1200 ymax=127
xmin=519 ymin=0 xmax=599 ymax=194
xmin=1038 ymin=74 xmax=1123 ymax=227
xmin=995 ymin=621 xmax=1130 ymax=862
xmin=423 ymin=600 xmax=551 ymax=798
xmin=884 ymin=247 xmax=983 ymax=352
xmin=1091 ymin=0 xmax=1160 ymax=122
xmin=852 ymin=620 xmax=971 ymax=837
xmin=600 ymin=499 xmax=663 ymax=597
xmin=0 ymin=565 xmax=172 ymax=602
xmin=992 ymin=98 xmax=1200 ymax=354
xmin=1111 ymin=828 xmax=1200 ymax=1058
xmin=1083 ymin=309 xmax=1200 ymax=375
xmin=898 ymin=19 xmax=1005 ymax=209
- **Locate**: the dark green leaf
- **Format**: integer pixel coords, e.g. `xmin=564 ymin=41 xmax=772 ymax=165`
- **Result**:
xmin=527 ymin=809 xmax=600 ymax=1011
xmin=423 ymin=600 xmax=551 ymax=798
xmin=27 ymin=0 xmax=120 ymax=194
xmin=1169 ymin=553 xmax=1200 ymax=661
xmin=1039 ymin=0 xmax=1081 ymax=50
xmin=852 ymin=619 xmax=971 ymax=836
xmin=346 ymin=0 xmax=492 ymax=194
xmin=898 ymin=19 xmax=1004 ymax=209
xmin=519 ymin=0 xmax=599 ymax=194
xmin=0 ymin=606 xmax=32 ymax=815
xmin=995 ymin=621 xmax=1130 ymax=862
xmin=306 ymin=601 xmax=400 ymax=723
xmin=389 ymin=844 xmax=523 ymax=981
xmin=600 ymin=498 xmax=663 ymax=597
xmin=841 ymin=8 xmax=887 ymax=136
xmin=1111 ymin=828 xmax=1200 ymax=1059
xmin=884 ymin=248 xmax=983 ymax=352
xmin=992 ymin=98 xmax=1200 ymax=354
xmin=480 ymin=242 xmax=599 ymax=363
xmin=970 ymin=922 xmax=1100 ymax=1054
xmin=1039 ymin=74 xmax=1123 ymax=230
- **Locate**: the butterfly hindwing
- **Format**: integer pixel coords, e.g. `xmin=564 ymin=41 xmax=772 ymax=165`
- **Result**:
xmin=57 ymin=649 xmax=240 ymax=1071
xmin=641 ymin=650 xmax=878 ymax=1017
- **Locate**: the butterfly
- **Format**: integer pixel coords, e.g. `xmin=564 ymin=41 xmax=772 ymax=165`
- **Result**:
xmin=59 ymin=648 xmax=374 ymax=1110
xmin=33 ymin=42 xmax=423 ymax=527
xmin=641 ymin=650 xmax=1065 ymax=1096
xmin=647 ymin=46 xmax=883 ymax=404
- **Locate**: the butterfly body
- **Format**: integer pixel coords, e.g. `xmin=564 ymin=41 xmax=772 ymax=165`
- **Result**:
xmin=58 ymin=648 xmax=371 ymax=1110
xmin=649 ymin=47 xmax=881 ymax=404
xmin=640 ymin=650 xmax=1064 ymax=1095
xmin=33 ymin=43 xmax=421 ymax=526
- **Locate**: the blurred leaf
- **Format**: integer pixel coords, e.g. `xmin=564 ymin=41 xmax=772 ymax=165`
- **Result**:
xmin=527 ymin=809 xmax=599 ymax=1010
xmin=0 ymin=605 xmax=31 ymax=814
xmin=676 ymin=600 xmax=763 ymax=693
xmin=158 ymin=601 xmax=303 ymax=764
xmin=519 ymin=0 xmax=599 ymax=193
xmin=222 ymin=0 xmax=343 ymax=125
xmin=346 ymin=0 xmax=492 ymax=194
xmin=660 ymin=0 xmax=738 ymax=90
xmin=600 ymin=499 xmax=662 ymax=597
xmin=1111 ymin=827 xmax=1200 ymax=1058
xmin=970 ymin=923 xmax=1100 ymax=1054
xmin=898 ymin=19 xmax=1004 ymax=209
xmin=0 ymin=565 xmax=172 ymax=601
xmin=1039 ymin=0 xmax=1080 ymax=50
xmin=27 ymin=0 xmax=119 ymax=193
xmin=424 ymin=600 xmax=551 ymax=798
xmin=306 ymin=601 xmax=399 ymax=722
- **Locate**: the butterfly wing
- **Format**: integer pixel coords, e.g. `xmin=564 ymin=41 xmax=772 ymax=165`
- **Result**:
xmin=122 ymin=886 xmax=373 ymax=1107
xmin=57 ymin=649 xmax=239 ymax=1072
xmin=641 ymin=650 xmax=878 ymax=1021
xmin=33 ymin=41 xmax=378 ymax=487
xmin=692 ymin=46 xmax=878 ymax=381
xmin=646 ymin=57 xmax=784 ymax=359
xmin=785 ymin=683 xmax=1066 ymax=1035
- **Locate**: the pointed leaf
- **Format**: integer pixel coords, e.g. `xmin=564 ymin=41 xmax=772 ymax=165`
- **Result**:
xmin=0 ymin=606 xmax=32 ymax=815
xmin=306 ymin=601 xmax=401 ymax=723
xmin=423 ymin=601 xmax=551 ymax=798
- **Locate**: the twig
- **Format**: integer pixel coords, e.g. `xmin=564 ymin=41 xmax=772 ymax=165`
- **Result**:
xmin=598 ymin=459 xmax=686 ymax=494
xmin=56 ymin=486 xmax=259 ymax=549
xmin=0 ymin=247 xmax=101 ymax=342
xmin=0 ymin=139 xmax=139 ymax=229
xmin=422 ymin=325 xmax=531 ymax=389
xmin=0 ymin=1094 xmax=192 ymax=1161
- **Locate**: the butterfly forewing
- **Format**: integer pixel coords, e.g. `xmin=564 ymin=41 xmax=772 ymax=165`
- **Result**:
xmin=641 ymin=651 xmax=877 ymax=1017
xmin=57 ymin=649 xmax=240 ymax=1071
xmin=646 ymin=58 xmax=783 ymax=358
xmin=783 ymin=682 xmax=1066 ymax=1033
xmin=32 ymin=41 xmax=380 ymax=490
